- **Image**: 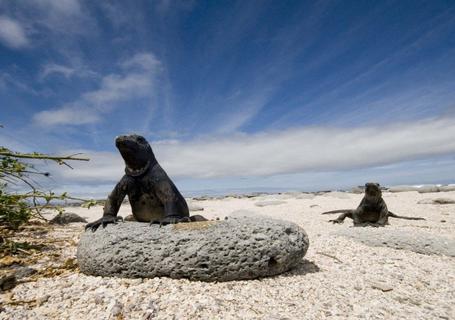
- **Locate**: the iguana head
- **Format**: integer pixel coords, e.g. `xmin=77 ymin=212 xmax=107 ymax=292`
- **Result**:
xmin=115 ymin=134 xmax=156 ymax=176
xmin=364 ymin=182 xmax=381 ymax=199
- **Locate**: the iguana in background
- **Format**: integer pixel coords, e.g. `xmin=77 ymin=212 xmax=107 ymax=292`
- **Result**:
xmin=322 ymin=183 xmax=425 ymax=226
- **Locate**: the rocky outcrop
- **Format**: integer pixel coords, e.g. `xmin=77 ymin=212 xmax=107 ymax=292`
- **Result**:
xmin=77 ymin=217 xmax=309 ymax=281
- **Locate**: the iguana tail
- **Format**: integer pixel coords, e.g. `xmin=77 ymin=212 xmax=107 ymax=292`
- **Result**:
xmin=388 ymin=211 xmax=425 ymax=220
xmin=321 ymin=209 xmax=355 ymax=215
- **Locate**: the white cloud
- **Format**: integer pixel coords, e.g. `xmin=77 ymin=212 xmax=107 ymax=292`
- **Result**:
xmin=40 ymin=63 xmax=75 ymax=79
xmin=121 ymin=52 xmax=161 ymax=71
xmin=53 ymin=117 xmax=455 ymax=183
xmin=39 ymin=62 xmax=98 ymax=81
xmin=33 ymin=53 xmax=160 ymax=127
xmin=155 ymin=117 xmax=455 ymax=177
xmin=33 ymin=105 xmax=100 ymax=126
xmin=0 ymin=16 xmax=29 ymax=49
xmin=214 ymin=94 xmax=270 ymax=133
xmin=82 ymin=73 xmax=153 ymax=106
xmin=33 ymin=0 xmax=82 ymax=15
xmin=0 ymin=0 xmax=96 ymax=50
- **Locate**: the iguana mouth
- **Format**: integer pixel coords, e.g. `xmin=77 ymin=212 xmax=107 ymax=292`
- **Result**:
xmin=125 ymin=160 xmax=151 ymax=177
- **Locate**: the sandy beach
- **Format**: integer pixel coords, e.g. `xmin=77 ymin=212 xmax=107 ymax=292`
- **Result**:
xmin=0 ymin=189 xmax=454 ymax=319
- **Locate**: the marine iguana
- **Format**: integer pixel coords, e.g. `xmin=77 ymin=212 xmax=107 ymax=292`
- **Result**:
xmin=85 ymin=134 xmax=206 ymax=231
xmin=322 ymin=183 xmax=425 ymax=226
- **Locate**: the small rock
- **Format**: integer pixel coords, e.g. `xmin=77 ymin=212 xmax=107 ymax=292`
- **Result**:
xmin=37 ymin=294 xmax=50 ymax=306
xmin=433 ymin=198 xmax=455 ymax=204
xmin=254 ymin=201 xmax=287 ymax=207
xmin=14 ymin=266 xmax=37 ymax=279
xmin=143 ymin=300 xmax=158 ymax=319
xmin=370 ymin=282 xmax=393 ymax=292
xmin=109 ymin=300 xmax=124 ymax=318
xmin=51 ymin=212 xmax=87 ymax=225
xmin=229 ymin=210 xmax=262 ymax=218
xmin=295 ymin=193 xmax=316 ymax=200
xmin=418 ymin=198 xmax=455 ymax=205
xmin=124 ymin=214 xmax=137 ymax=222
xmin=417 ymin=199 xmax=435 ymax=204
xmin=351 ymin=187 xmax=364 ymax=194
xmin=438 ymin=185 xmax=455 ymax=192
xmin=94 ymin=293 xmax=104 ymax=304
xmin=0 ymin=256 xmax=24 ymax=267
xmin=188 ymin=203 xmax=204 ymax=212
xmin=388 ymin=185 xmax=418 ymax=193
xmin=417 ymin=185 xmax=440 ymax=193
xmin=0 ymin=270 xmax=16 ymax=291
xmin=323 ymin=192 xmax=351 ymax=199
xmin=192 ymin=196 xmax=210 ymax=201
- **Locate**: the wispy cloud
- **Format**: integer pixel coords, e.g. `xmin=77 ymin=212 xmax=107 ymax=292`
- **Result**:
xmin=33 ymin=106 xmax=100 ymax=126
xmin=52 ymin=116 xmax=455 ymax=183
xmin=156 ymin=117 xmax=455 ymax=178
xmin=40 ymin=64 xmax=75 ymax=79
xmin=0 ymin=0 xmax=97 ymax=55
xmin=0 ymin=16 xmax=29 ymax=49
xmin=0 ymin=72 xmax=41 ymax=95
xmin=33 ymin=53 xmax=161 ymax=127
xmin=39 ymin=63 xmax=98 ymax=80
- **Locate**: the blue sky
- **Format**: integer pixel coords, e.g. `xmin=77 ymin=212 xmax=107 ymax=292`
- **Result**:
xmin=1 ymin=0 xmax=455 ymax=197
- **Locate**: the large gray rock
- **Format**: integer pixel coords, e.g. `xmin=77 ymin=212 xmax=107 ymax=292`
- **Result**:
xmin=334 ymin=228 xmax=455 ymax=257
xmin=77 ymin=217 xmax=309 ymax=281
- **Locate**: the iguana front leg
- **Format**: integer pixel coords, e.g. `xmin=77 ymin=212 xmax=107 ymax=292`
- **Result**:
xmin=85 ymin=176 xmax=128 ymax=231
xmin=376 ymin=201 xmax=389 ymax=226
xmin=152 ymin=202 xmax=191 ymax=225
xmin=352 ymin=207 xmax=364 ymax=226
xmin=151 ymin=179 xmax=190 ymax=226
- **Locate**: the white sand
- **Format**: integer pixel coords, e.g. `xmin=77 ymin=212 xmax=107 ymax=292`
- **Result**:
xmin=1 ymin=191 xmax=454 ymax=319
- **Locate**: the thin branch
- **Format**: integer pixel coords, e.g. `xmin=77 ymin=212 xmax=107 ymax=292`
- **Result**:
xmin=0 ymin=152 xmax=89 ymax=162
xmin=316 ymin=251 xmax=343 ymax=263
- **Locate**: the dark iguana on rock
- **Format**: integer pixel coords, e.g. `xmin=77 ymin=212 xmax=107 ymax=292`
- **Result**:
xmin=86 ymin=134 xmax=206 ymax=231
xmin=322 ymin=183 xmax=425 ymax=227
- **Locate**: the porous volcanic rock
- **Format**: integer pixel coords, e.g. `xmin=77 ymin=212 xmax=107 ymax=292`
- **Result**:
xmin=77 ymin=217 xmax=309 ymax=281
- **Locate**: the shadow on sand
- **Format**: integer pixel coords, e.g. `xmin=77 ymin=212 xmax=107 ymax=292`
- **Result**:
xmin=280 ymin=259 xmax=320 ymax=278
